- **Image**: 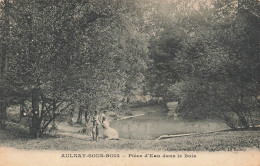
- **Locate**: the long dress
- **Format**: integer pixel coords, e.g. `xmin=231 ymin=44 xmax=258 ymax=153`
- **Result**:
xmin=102 ymin=120 xmax=119 ymax=140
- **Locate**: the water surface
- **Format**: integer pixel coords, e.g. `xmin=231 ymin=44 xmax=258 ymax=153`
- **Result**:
xmin=110 ymin=114 xmax=229 ymax=140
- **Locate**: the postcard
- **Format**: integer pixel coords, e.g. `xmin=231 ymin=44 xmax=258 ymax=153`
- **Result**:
xmin=0 ymin=0 xmax=259 ymax=165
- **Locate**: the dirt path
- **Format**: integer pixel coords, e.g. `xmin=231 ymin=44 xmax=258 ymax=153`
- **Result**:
xmin=56 ymin=112 xmax=147 ymax=140
xmin=58 ymin=131 xmax=92 ymax=140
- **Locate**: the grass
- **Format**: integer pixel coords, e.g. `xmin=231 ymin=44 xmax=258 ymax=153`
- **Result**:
xmin=0 ymin=122 xmax=259 ymax=151
xmin=1 ymin=104 xmax=259 ymax=151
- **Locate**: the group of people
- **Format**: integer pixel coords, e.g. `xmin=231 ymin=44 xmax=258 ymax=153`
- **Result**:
xmin=91 ymin=110 xmax=119 ymax=142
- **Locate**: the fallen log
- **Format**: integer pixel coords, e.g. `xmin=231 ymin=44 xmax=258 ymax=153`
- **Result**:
xmin=115 ymin=114 xmax=145 ymax=121
xmin=155 ymin=133 xmax=197 ymax=140
xmin=155 ymin=125 xmax=260 ymax=140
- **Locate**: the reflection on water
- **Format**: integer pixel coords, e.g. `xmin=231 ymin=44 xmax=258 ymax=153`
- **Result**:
xmin=110 ymin=115 xmax=229 ymax=140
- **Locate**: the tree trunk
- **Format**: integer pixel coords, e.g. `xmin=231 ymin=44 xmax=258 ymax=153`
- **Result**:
xmin=84 ymin=108 xmax=89 ymax=127
xmin=0 ymin=100 xmax=7 ymax=130
xmin=247 ymin=109 xmax=255 ymax=128
xmin=0 ymin=0 xmax=10 ymax=130
xmin=77 ymin=106 xmax=83 ymax=124
xmin=69 ymin=105 xmax=75 ymax=125
xmin=51 ymin=98 xmax=58 ymax=129
xmin=235 ymin=109 xmax=249 ymax=129
xmin=239 ymin=115 xmax=249 ymax=128
xmin=30 ymin=88 xmax=41 ymax=138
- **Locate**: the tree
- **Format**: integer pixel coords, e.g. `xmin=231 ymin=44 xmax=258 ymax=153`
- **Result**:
xmin=176 ymin=0 xmax=260 ymax=128
xmin=0 ymin=0 xmax=12 ymax=129
xmin=147 ymin=0 xmax=260 ymax=128
xmin=1 ymin=0 xmax=150 ymax=137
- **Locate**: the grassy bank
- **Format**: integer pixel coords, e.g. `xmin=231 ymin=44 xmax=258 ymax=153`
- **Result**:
xmin=0 ymin=123 xmax=259 ymax=151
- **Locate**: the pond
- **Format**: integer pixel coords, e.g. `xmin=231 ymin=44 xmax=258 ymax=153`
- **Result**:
xmin=110 ymin=114 xmax=229 ymax=140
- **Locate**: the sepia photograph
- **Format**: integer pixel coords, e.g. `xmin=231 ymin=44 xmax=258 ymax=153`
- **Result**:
xmin=0 ymin=0 xmax=259 ymax=165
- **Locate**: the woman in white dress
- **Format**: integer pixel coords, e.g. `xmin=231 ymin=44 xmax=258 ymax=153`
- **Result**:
xmin=102 ymin=117 xmax=119 ymax=140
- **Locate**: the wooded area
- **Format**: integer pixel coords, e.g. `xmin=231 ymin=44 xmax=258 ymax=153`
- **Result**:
xmin=0 ymin=0 xmax=259 ymax=138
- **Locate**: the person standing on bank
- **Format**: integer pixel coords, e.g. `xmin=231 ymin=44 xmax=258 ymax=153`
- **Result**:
xmin=101 ymin=110 xmax=108 ymax=123
xmin=91 ymin=111 xmax=101 ymax=142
